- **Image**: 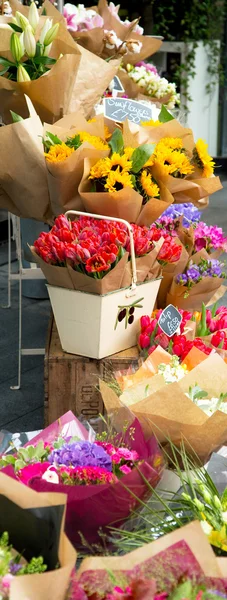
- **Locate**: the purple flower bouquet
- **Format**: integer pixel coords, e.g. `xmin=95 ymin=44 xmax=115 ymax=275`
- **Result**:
xmin=1 ymin=412 xmax=163 ymax=548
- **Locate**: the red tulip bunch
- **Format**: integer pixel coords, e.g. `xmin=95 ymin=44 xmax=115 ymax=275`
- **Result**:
xmin=149 ymin=225 xmax=182 ymax=264
xmin=34 ymin=215 xmax=183 ymax=279
xmin=138 ymin=309 xmax=211 ymax=361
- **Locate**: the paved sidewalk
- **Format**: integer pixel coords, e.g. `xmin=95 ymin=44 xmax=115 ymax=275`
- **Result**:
xmin=0 ymin=182 xmax=227 ymax=432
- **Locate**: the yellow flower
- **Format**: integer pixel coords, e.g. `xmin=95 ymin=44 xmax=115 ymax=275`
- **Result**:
xmin=45 ymin=143 xmax=74 ymax=163
xmin=193 ymin=138 xmax=215 ymax=178
xmin=89 ymin=158 xmax=111 ymax=180
xmin=87 ymin=118 xmax=96 ymax=123
xmin=156 ymin=137 xmax=183 ymax=151
xmin=124 ymin=147 xmax=134 ymax=160
xmin=104 ymin=125 xmax=111 ymax=140
xmin=154 ymin=147 xmax=194 ymax=177
xmin=141 ymin=119 xmax=162 ymax=127
xmin=77 ymin=131 xmax=109 ymax=151
xmin=140 ymin=169 xmax=160 ymax=198
xmin=109 ymin=152 xmax=132 ymax=172
xmin=208 ymin=525 xmax=227 ymax=552
xmin=104 ymin=168 xmax=134 ymax=193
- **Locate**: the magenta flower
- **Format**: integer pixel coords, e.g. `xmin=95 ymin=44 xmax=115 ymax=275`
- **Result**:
xmin=136 ymin=61 xmax=158 ymax=74
xmin=119 ymin=465 xmax=131 ymax=474
xmin=18 ymin=462 xmax=54 ymax=485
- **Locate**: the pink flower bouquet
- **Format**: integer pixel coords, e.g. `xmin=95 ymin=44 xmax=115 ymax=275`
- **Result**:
xmin=70 ymin=522 xmax=227 ymax=599
xmin=0 ymin=411 xmax=163 ymax=548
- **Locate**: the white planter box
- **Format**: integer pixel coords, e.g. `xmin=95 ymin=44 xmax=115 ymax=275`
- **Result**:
xmin=47 ymin=278 xmax=161 ymax=359
xmin=154 ymin=41 xmax=220 ymax=156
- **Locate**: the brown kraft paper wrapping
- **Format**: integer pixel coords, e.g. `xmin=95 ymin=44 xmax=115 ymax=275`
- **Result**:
xmin=78 ymin=521 xmax=222 ymax=579
xmin=0 ymin=472 xmax=76 ymax=600
xmin=121 ymin=238 xmax=163 ymax=288
xmin=167 ymin=278 xmax=226 ymax=311
xmin=0 ymin=100 xmax=51 ymax=221
xmin=31 ymin=246 xmax=130 ymax=294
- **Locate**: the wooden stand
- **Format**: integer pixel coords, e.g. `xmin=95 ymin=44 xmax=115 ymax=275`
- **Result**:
xmin=44 ymin=318 xmax=140 ymax=427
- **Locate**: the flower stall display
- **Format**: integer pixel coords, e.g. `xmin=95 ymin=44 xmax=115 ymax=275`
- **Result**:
xmin=32 ymin=212 xmax=162 ymax=357
xmin=71 ymin=522 xmax=227 ymax=599
xmin=63 ymin=0 xmax=162 ymax=63
xmin=166 ymin=251 xmax=227 ymax=311
xmin=100 ymin=351 xmax=227 ymax=463
xmin=119 ymin=62 xmax=180 ymax=109
xmin=0 ymin=411 xmax=164 ymax=548
xmin=0 ymin=472 xmax=75 ymax=600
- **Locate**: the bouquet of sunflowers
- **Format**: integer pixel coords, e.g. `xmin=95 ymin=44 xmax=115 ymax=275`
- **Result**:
xmin=79 ymin=128 xmax=174 ymax=225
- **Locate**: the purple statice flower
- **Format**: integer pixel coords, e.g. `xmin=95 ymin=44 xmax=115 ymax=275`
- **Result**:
xmin=48 ymin=441 xmax=112 ymax=472
xmin=175 ymin=273 xmax=188 ymax=285
xmin=9 ymin=561 xmax=23 ymax=574
xmin=186 ymin=265 xmax=201 ymax=283
xmin=176 ymin=258 xmax=226 ymax=288
xmin=136 ymin=61 xmax=158 ymax=75
xmin=158 ymin=203 xmax=201 ymax=227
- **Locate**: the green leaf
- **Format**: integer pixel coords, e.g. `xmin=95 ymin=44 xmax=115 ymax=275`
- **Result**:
xmin=109 ymin=129 xmax=124 ymax=156
xmin=188 ymin=384 xmax=208 ymax=401
xmin=32 ymin=56 xmax=56 ymax=65
xmin=0 ymin=66 xmax=10 ymax=77
xmin=159 ymin=105 xmax=174 ymax=123
xmin=15 ymin=459 xmax=25 ymax=470
xmin=131 ymin=144 xmax=155 ymax=173
xmin=42 ymin=7 xmax=47 ymax=15
xmin=0 ymin=57 xmax=15 ymax=67
xmin=3 ymin=455 xmax=16 ymax=465
xmin=10 ymin=110 xmax=24 ymax=123
xmin=45 ymin=131 xmax=62 ymax=146
xmin=169 ymin=580 xmax=192 ymax=600
xmin=9 ymin=23 xmax=23 ymax=33
xmin=66 ymin=134 xmax=81 ymax=150
xmin=18 ymin=447 xmax=29 ymax=461
xmin=35 ymin=441 xmax=46 ymax=459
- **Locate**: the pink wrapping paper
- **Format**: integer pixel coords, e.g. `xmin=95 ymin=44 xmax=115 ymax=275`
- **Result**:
xmin=2 ymin=412 xmax=163 ymax=548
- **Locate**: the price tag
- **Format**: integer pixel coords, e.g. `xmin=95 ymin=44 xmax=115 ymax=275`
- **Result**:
xmin=158 ymin=304 xmax=182 ymax=338
xmin=104 ymin=97 xmax=154 ymax=124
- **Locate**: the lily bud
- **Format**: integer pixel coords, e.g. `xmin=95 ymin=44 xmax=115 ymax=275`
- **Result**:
xmin=43 ymin=42 xmax=52 ymax=57
xmin=193 ymin=498 xmax=204 ymax=512
xmin=17 ymin=64 xmax=31 ymax=82
xmin=28 ymin=1 xmax=39 ymax=33
xmin=39 ymin=18 xmax=53 ymax=45
xmin=15 ymin=11 xmax=30 ymax=31
xmin=19 ymin=32 xmax=25 ymax=55
xmin=43 ymin=22 xmax=59 ymax=47
xmin=10 ymin=33 xmax=23 ymax=62
xmin=214 ymin=495 xmax=222 ymax=510
xmin=24 ymin=26 xmax=36 ymax=58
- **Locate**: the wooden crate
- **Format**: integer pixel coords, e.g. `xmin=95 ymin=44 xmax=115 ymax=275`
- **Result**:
xmin=44 ymin=318 xmax=140 ymax=427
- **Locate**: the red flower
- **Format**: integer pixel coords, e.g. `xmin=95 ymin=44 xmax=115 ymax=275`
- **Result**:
xmin=211 ymin=331 xmax=226 ymax=348
xmin=139 ymin=332 xmax=150 ymax=349
xmin=140 ymin=315 xmax=151 ymax=331
xmin=85 ymin=253 xmax=110 ymax=273
xmin=54 ymin=215 xmax=71 ymax=230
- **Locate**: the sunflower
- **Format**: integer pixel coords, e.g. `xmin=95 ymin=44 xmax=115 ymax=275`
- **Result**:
xmin=193 ymin=139 xmax=215 ymax=177
xmin=89 ymin=158 xmax=111 ymax=180
xmin=104 ymin=168 xmax=134 ymax=193
xmin=140 ymin=169 xmax=160 ymax=198
xmin=141 ymin=119 xmax=162 ymax=127
xmin=156 ymin=137 xmax=183 ymax=152
xmin=77 ymin=131 xmax=109 ymax=150
xmin=154 ymin=147 xmax=194 ymax=177
xmin=109 ymin=152 xmax=132 ymax=173
xmin=124 ymin=147 xmax=134 ymax=160
xmin=45 ymin=143 xmax=74 ymax=163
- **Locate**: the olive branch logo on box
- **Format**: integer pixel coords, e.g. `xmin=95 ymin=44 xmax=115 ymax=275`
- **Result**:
xmin=114 ymin=297 xmax=144 ymax=330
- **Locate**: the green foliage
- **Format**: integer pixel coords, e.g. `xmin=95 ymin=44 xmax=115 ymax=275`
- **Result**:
xmin=131 ymin=144 xmax=155 ymax=173
xmin=151 ymin=0 xmax=225 ymax=109
xmin=159 ymin=105 xmax=174 ymax=123
xmin=109 ymin=129 xmax=124 ymax=156
xmin=19 ymin=556 xmax=47 ymax=575
xmin=10 ymin=110 xmax=24 ymax=123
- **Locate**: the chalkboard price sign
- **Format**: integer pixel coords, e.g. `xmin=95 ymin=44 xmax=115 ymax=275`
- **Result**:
xmin=104 ymin=97 xmax=153 ymax=124
xmin=158 ymin=304 xmax=182 ymax=337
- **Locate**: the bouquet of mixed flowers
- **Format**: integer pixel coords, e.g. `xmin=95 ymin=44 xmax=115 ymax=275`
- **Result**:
xmin=100 ymin=349 xmax=227 ymax=463
xmin=32 ymin=213 xmax=163 ymax=293
xmin=119 ymin=62 xmax=180 ymax=109
xmin=0 ymin=472 xmax=75 ymax=600
xmin=71 ymin=522 xmax=227 ymax=599
xmin=167 ymin=251 xmax=227 ymax=310
xmin=0 ymin=411 xmax=163 ymax=547
xmin=63 ymin=0 xmax=162 ymax=63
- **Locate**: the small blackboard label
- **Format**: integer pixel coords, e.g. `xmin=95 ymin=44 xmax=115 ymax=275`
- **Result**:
xmin=158 ymin=304 xmax=182 ymax=337
xmin=104 ymin=97 xmax=153 ymax=124
xmin=112 ymin=76 xmax=124 ymax=92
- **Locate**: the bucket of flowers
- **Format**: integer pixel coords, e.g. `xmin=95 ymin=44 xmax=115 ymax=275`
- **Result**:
xmin=32 ymin=210 xmax=162 ymax=358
